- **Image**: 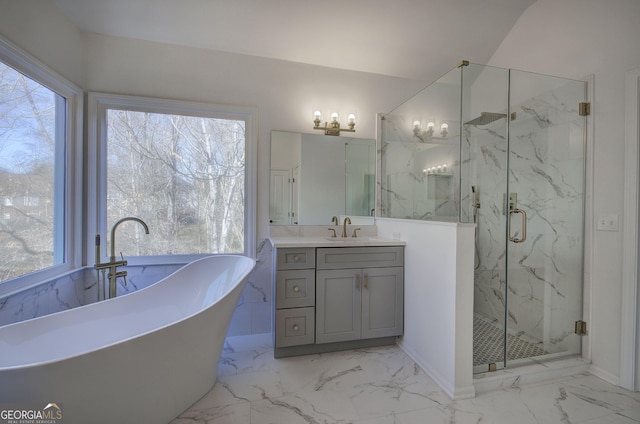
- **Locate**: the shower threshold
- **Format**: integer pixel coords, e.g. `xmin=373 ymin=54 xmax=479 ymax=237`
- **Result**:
xmin=473 ymin=354 xmax=589 ymax=394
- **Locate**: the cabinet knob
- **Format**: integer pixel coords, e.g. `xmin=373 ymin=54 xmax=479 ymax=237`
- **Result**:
xmin=293 ymin=324 xmax=299 ymax=331
xmin=293 ymin=255 xmax=300 ymax=262
xmin=293 ymin=285 xmax=300 ymax=293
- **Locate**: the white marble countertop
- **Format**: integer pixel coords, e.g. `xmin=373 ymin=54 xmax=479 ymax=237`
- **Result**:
xmin=269 ymin=236 xmax=405 ymax=248
xmin=269 ymin=224 xmax=405 ymax=247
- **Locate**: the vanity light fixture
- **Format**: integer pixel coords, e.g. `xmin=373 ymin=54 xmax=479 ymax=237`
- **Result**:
xmin=412 ymin=119 xmax=449 ymax=142
xmin=313 ymin=110 xmax=356 ymax=136
xmin=424 ymin=163 xmax=450 ymax=175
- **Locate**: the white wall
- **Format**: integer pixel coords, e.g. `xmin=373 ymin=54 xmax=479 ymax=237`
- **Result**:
xmin=0 ymin=0 xmax=84 ymax=86
xmin=489 ymin=0 xmax=640 ymax=384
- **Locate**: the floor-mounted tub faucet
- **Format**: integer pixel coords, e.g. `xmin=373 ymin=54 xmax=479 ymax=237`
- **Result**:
xmin=95 ymin=217 xmax=150 ymax=299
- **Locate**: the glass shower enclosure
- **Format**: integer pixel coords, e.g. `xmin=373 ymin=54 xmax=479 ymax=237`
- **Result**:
xmin=381 ymin=62 xmax=587 ymax=373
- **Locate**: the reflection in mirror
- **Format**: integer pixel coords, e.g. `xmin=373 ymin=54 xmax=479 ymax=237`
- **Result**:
xmin=270 ymin=131 xmax=375 ymax=225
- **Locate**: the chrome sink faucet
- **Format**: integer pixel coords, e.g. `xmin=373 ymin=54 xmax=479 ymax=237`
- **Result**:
xmin=95 ymin=217 xmax=150 ymax=299
xmin=342 ymin=216 xmax=351 ymax=238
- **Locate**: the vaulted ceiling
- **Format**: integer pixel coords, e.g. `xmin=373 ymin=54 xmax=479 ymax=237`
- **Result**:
xmin=53 ymin=0 xmax=535 ymax=81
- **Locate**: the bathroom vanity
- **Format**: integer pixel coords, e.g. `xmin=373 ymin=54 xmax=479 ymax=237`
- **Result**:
xmin=270 ymin=235 xmax=405 ymax=358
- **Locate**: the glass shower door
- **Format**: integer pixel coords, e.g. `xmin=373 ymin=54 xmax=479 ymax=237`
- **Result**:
xmin=505 ymin=70 xmax=586 ymax=367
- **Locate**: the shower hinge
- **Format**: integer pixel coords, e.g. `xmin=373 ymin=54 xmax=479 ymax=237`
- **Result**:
xmin=579 ymin=102 xmax=591 ymax=116
xmin=488 ymin=363 xmax=497 ymax=372
xmin=575 ymin=320 xmax=587 ymax=335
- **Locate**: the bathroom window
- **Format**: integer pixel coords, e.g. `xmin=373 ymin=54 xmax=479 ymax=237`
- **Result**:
xmin=89 ymin=93 xmax=257 ymax=259
xmin=0 ymin=37 xmax=83 ymax=293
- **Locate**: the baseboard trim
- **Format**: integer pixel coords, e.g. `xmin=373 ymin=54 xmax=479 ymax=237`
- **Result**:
xmin=588 ymin=364 xmax=620 ymax=387
xmin=398 ymin=340 xmax=475 ymax=400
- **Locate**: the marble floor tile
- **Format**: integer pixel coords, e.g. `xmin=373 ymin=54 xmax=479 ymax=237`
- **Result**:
xmin=622 ymin=406 xmax=640 ymax=422
xmin=171 ymin=402 xmax=250 ymax=424
xmin=251 ymin=389 xmax=360 ymax=424
xmin=579 ymin=414 xmax=640 ymax=424
xmin=171 ymin=334 xmax=640 ymax=424
xmin=276 ymin=352 xmax=373 ymax=395
xmin=209 ymin=369 xmax=284 ymax=406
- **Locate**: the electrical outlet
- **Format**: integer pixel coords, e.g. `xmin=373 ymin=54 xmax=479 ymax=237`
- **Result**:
xmin=596 ymin=214 xmax=619 ymax=231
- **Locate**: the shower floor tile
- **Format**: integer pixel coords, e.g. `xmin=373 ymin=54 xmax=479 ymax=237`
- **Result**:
xmin=473 ymin=315 xmax=547 ymax=366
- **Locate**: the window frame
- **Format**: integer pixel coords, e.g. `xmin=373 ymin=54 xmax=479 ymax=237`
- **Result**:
xmin=0 ymin=35 xmax=83 ymax=297
xmin=87 ymin=92 xmax=257 ymax=264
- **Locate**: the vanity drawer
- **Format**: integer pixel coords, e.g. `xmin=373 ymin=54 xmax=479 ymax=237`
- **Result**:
xmin=317 ymin=246 xmax=404 ymax=269
xmin=276 ymin=270 xmax=315 ymax=309
xmin=277 ymin=248 xmax=316 ymax=270
xmin=275 ymin=307 xmax=315 ymax=347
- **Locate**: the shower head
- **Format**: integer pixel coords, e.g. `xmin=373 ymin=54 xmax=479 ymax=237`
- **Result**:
xmin=464 ymin=112 xmax=508 ymax=126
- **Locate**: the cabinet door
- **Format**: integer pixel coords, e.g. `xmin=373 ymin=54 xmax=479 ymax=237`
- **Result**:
xmin=316 ymin=269 xmax=362 ymax=343
xmin=361 ymin=267 xmax=404 ymax=339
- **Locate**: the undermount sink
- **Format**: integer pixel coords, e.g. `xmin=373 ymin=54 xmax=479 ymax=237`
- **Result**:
xmin=325 ymin=237 xmax=375 ymax=242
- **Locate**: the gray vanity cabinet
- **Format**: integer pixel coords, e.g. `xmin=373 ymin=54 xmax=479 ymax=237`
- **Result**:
xmin=272 ymin=244 xmax=404 ymax=357
xmin=316 ymin=246 xmax=404 ymax=344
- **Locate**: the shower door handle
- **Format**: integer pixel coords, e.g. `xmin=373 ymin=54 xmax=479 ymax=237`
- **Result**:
xmin=509 ymin=208 xmax=527 ymax=243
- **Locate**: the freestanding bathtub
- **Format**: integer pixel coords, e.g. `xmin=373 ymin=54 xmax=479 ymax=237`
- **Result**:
xmin=0 ymin=255 xmax=255 ymax=424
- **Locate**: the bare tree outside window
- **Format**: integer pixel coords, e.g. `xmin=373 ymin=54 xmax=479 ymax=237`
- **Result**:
xmin=0 ymin=62 xmax=62 ymax=282
xmin=106 ymin=110 xmax=245 ymax=256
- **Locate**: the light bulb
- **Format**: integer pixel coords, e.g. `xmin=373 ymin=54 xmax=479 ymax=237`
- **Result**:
xmin=348 ymin=113 xmax=356 ymax=124
xmin=313 ymin=110 xmax=322 ymax=120
xmin=331 ymin=112 xmax=339 ymax=123
xmin=427 ymin=122 xmax=435 ymax=130
xmin=440 ymin=123 xmax=449 ymax=137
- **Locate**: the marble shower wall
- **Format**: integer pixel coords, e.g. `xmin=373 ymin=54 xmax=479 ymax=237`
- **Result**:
xmin=471 ymin=79 xmax=585 ymax=355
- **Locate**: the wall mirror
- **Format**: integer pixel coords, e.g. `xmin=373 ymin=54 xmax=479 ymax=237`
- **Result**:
xmin=270 ymin=131 xmax=376 ymax=225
